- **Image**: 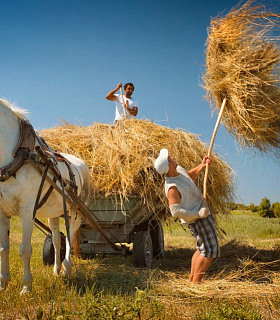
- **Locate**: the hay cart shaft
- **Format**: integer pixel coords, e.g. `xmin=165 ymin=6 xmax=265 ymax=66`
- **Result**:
xmin=35 ymin=146 xmax=123 ymax=253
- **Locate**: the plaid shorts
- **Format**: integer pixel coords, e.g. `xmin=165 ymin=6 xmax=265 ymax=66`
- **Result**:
xmin=188 ymin=214 xmax=220 ymax=258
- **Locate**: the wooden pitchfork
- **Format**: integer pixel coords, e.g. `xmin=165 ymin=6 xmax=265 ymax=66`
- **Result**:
xmin=203 ymin=98 xmax=227 ymax=206
xmin=119 ymin=86 xmax=129 ymax=132
xmin=120 ymin=86 xmax=127 ymax=116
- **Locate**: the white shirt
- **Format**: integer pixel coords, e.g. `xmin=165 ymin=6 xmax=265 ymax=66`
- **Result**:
xmin=114 ymin=94 xmax=138 ymax=121
xmin=165 ymin=166 xmax=206 ymax=225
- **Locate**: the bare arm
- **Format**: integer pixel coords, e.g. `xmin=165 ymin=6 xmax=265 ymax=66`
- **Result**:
xmin=106 ymin=83 xmax=122 ymax=101
xmin=167 ymin=186 xmax=181 ymax=205
xmin=124 ymin=101 xmax=138 ymax=116
xmin=188 ymin=156 xmax=212 ymax=181
xmin=168 ymin=186 xmax=209 ymax=220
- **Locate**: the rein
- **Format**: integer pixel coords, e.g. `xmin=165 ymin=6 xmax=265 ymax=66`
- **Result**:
xmin=26 ymin=120 xmax=75 ymax=246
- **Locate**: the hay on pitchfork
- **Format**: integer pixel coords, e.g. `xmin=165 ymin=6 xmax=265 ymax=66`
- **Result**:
xmin=41 ymin=119 xmax=234 ymax=216
xmin=203 ymin=0 xmax=280 ymax=156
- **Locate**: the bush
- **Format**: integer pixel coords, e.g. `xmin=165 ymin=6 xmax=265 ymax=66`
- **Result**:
xmin=237 ymin=203 xmax=248 ymax=211
xmin=258 ymin=197 xmax=274 ymax=218
xmin=228 ymin=202 xmax=249 ymax=211
xmin=228 ymin=202 xmax=238 ymax=211
xmin=272 ymin=202 xmax=280 ymax=218
xmin=248 ymin=203 xmax=258 ymax=212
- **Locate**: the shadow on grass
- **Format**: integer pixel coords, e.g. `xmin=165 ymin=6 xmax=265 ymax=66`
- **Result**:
xmin=209 ymin=239 xmax=280 ymax=282
xmin=67 ymin=254 xmax=154 ymax=295
xmin=158 ymin=239 xmax=280 ymax=282
xmin=67 ymin=239 xmax=280 ymax=294
xmin=213 ymin=239 xmax=280 ymax=269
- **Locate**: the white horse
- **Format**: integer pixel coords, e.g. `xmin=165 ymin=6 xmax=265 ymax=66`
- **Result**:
xmin=0 ymin=99 xmax=90 ymax=293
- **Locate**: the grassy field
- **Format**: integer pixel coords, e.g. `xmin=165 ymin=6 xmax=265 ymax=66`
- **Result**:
xmin=1 ymin=210 xmax=280 ymax=319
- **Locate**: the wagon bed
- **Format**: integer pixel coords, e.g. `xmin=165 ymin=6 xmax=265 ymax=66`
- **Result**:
xmin=41 ymin=195 xmax=165 ymax=268
xmin=79 ymin=196 xmax=165 ymax=267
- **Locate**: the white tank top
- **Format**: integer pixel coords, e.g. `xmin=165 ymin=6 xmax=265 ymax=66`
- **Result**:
xmin=165 ymin=166 xmax=204 ymax=224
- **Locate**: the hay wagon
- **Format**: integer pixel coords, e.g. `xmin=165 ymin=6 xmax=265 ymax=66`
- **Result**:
xmin=38 ymin=194 xmax=165 ymax=269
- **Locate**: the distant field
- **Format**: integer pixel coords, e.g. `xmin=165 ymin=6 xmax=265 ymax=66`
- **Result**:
xmin=1 ymin=211 xmax=280 ymax=319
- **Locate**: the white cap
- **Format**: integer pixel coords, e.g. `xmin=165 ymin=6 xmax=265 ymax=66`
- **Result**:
xmin=154 ymin=149 xmax=169 ymax=174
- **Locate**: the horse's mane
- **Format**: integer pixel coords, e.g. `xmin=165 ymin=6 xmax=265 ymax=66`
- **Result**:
xmin=0 ymin=99 xmax=29 ymax=120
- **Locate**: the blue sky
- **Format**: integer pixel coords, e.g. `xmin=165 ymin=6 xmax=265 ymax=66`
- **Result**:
xmin=0 ymin=0 xmax=279 ymax=206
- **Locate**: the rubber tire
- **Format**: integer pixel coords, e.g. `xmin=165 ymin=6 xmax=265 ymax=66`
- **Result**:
xmin=133 ymin=231 xmax=153 ymax=268
xmin=150 ymin=220 xmax=165 ymax=259
xmin=43 ymin=234 xmax=54 ymax=266
xmin=42 ymin=233 xmax=66 ymax=266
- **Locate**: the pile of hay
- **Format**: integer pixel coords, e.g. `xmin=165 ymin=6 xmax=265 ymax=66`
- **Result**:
xmin=41 ymin=119 xmax=234 ymax=216
xmin=203 ymin=0 xmax=280 ymax=156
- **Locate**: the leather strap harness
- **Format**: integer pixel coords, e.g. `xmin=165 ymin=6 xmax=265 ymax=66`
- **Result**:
xmin=0 ymin=116 xmax=123 ymax=272
xmin=0 ymin=118 xmax=77 ymax=226
xmin=0 ymin=119 xmax=36 ymax=181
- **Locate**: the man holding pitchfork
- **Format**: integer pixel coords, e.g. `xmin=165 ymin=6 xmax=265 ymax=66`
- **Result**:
xmin=106 ymin=83 xmax=138 ymax=123
xmin=154 ymin=149 xmax=220 ymax=283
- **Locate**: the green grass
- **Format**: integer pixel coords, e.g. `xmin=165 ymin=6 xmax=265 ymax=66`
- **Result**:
xmin=1 ymin=212 xmax=280 ymax=319
xmin=218 ymin=210 xmax=280 ymax=247
xmin=196 ymin=299 xmax=263 ymax=320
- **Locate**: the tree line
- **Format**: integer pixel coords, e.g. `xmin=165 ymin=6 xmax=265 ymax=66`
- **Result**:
xmin=228 ymin=198 xmax=280 ymax=218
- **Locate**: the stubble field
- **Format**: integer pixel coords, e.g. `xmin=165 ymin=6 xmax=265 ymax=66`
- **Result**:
xmin=1 ymin=210 xmax=280 ymax=319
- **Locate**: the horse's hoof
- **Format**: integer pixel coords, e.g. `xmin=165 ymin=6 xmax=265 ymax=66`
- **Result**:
xmin=54 ymin=266 xmax=61 ymax=276
xmin=61 ymin=260 xmax=71 ymax=277
xmin=61 ymin=267 xmax=71 ymax=277
xmin=20 ymin=285 xmax=32 ymax=295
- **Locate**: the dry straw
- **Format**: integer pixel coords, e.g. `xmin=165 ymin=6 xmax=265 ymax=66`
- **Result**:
xmin=203 ymin=0 xmax=280 ymax=156
xmin=41 ymin=119 xmax=234 ymax=216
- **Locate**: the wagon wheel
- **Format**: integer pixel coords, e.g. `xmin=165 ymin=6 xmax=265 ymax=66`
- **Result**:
xmin=133 ymin=231 xmax=153 ymax=268
xmin=42 ymin=233 xmax=66 ymax=266
xmin=150 ymin=220 xmax=165 ymax=259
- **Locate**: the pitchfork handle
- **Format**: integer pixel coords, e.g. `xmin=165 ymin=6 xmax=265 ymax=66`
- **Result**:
xmin=203 ymin=98 xmax=227 ymax=205
xmin=120 ymin=87 xmax=126 ymax=114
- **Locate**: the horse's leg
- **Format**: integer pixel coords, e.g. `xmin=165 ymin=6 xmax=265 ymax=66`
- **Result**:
xmin=0 ymin=214 xmax=11 ymax=289
xmin=48 ymin=217 xmax=61 ymax=275
xmin=62 ymin=211 xmax=81 ymax=276
xmin=20 ymin=214 xmax=34 ymax=294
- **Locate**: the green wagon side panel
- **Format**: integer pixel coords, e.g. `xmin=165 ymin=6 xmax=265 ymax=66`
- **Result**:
xmin=87 ymin=197 xmax=141 ymax=223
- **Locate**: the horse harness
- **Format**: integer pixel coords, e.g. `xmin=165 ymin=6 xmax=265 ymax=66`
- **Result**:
xmin=0 ymin=117 xmax=78 ymax=216
xmin=0 ymin=118 xmax=35 ymax=181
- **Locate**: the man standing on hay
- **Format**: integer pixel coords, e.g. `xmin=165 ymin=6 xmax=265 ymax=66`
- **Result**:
xmin=154 ymin=149 xmax=220 ymax=283
xmin=106 ymin=82 xmax=138 ymax=123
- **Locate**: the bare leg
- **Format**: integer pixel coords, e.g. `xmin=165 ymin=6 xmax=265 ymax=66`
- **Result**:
xmin=191 ymin=255 xmax=213 ymax=283
xmin=20 ymin=216 xmax=34 ymax=294
xmin=189 ymin=250 xmax=201 ymax=282
xmin=0 ymin=214 xmax=11 ymax=289
xmin=49 ymin=217 xmax=61 ymax=275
